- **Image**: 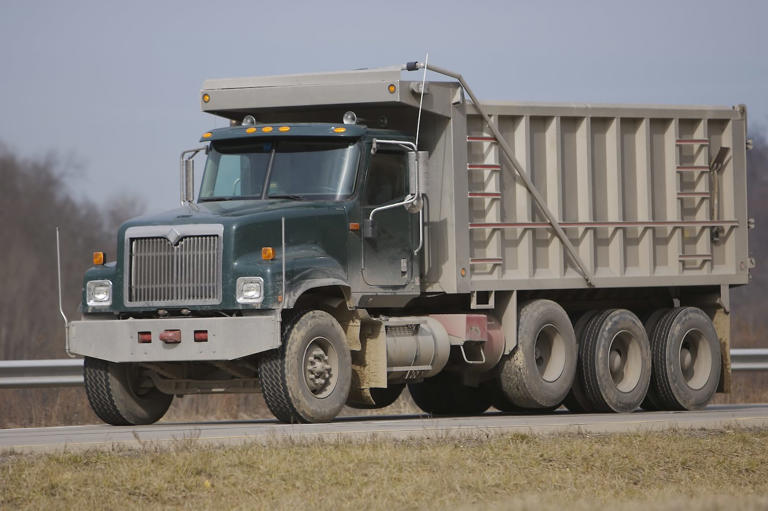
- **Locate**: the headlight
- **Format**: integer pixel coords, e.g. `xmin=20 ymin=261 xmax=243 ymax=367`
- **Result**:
xmin=236 ymin=277 xmax=264 ymax=304
xmin=86 ymin=280 xmax=112 ymax=307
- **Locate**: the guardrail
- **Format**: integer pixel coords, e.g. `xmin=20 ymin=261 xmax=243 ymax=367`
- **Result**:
xmin=1 ymin=349 xmax=767 ymax=389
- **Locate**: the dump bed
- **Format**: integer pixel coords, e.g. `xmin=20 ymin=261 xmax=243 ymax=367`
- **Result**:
xmin=200 ymin=66 xmax=750 ymax=295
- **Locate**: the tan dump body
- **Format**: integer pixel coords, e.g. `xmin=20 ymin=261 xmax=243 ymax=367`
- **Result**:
xmin=201 ymin=66 xmax=750 ymax=295
xmin=457 ymin=103 xmax=750 ymax=293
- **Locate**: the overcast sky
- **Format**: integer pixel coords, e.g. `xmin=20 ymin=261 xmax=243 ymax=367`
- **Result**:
xmin=1 ymin=0 xmax=766 ymax=214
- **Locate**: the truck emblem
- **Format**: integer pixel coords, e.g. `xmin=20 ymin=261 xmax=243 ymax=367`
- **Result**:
xmin=165 ymin=227 xmax=183 ymax=245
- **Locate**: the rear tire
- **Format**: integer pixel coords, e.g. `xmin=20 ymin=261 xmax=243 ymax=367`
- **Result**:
xmin=498 ymin=299 xmax=577 ymax=409
xmin=579 ymin=309 xmax=652 ymax=413
xmin=409 ymin=372 xmax=491 ymax=416
xmin=258 ymin=310 xmax=351 ymax=423
xmin=640 ymin=308 xmax=671 ymax=411
xmin=83 ymin=357 xmax=173 ymax=426
xmin=562 ymin=310 xmax=600 ymax=413
xmin=648 ymin=307 xmax=721 ymax=410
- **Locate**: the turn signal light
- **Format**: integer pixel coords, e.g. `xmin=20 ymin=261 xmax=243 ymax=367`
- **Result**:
xmin=262 ymin=247 xmax=275 ymax=260
xmin=388 ymin=83 xmax=396 ymax=94
xmin=202 ymin=93 xmax=210 ymax=103
xmin=93 ymin=251 xmax=105 ymax=265
xmin=349 ymin=222 xmax=360 ymax=231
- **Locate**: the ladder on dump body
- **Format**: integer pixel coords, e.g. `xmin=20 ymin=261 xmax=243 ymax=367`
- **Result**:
xmin=676 ymin=120 xmax=715 ymax=271
xmin=466 ymin=117 xmax=504 ymax=274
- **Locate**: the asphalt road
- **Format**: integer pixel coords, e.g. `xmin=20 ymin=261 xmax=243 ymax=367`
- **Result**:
xmin=2 ymin=404 xmax=767 ymax=453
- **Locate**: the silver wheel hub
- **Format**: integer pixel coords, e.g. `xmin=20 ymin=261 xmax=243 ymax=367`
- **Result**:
xmin=302 ymin=337 xmax=339 ymax=399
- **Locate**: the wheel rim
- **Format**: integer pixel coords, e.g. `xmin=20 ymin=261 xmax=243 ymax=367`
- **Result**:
xmin=607 ymin=330 xmax=643 ymax=393
xmin=680 ymin=329 xmax=712 ymax=390
xmin=302 ymin=336 xmax=339 ymax=399
xmin=125 ymin=364 xmax=156 ymax=398
xmin=534 ymin=324 xmax=566 ymax=383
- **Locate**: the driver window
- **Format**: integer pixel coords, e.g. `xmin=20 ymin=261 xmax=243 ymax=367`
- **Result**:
xmin=364 ymin=151 xmax=407 ymax=205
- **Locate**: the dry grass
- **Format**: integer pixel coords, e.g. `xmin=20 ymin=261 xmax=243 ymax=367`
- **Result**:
xmin=1 ymin=429 xmax=768 ymax=510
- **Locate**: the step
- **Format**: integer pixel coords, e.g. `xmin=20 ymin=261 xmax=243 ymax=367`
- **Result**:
xmin=468 ymin=192 xmax=502 ymax=199
xmin=467 ymin=163 xmax=501 ymax=171
xmin=467 ymin=136 xmax=497 ymax=143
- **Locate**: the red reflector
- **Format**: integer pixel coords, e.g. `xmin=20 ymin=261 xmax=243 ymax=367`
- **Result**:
xmin=194 ymin=330 xmax=208 ymax=342
xmin=138 ymin=331 xmax=152 ymax=344
xmin=159 ymin=330 xmax=182 ymax=344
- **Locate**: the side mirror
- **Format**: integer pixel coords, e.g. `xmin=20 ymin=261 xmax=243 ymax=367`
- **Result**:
xmin=183 ymin=159 xmax=195 ymax=205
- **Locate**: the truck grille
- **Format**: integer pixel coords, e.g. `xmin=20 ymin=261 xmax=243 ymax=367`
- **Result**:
xmin=127 ymin=234 xmax=221 ymax=305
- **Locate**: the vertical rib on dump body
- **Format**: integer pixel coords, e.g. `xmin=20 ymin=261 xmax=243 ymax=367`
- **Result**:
xmin=460 ymin=103 xmax=748 ymax=291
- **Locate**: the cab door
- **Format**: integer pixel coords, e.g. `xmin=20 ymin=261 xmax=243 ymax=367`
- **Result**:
xmin=361 ymin=149 xmax=415 ymax=287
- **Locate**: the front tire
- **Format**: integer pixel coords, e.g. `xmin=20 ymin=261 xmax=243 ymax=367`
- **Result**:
xmin=83 ymin=357 xmax=173 ymax=426
xmin=258 ymin=310 xmax=352 ymax=423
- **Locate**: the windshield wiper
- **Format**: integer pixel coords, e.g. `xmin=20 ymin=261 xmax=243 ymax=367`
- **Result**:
xmin=198 ymin=195 xmax=262 ymax=202
xmin=268 ymin=194 xmax=304 ymax=201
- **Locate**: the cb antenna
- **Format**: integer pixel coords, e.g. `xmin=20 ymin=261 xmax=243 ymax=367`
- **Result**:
xmin=414 ymin=51 xmax=429 ymax=148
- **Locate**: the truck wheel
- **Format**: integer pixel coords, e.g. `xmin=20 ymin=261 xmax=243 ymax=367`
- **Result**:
xmin=648 ymin=307 xmax=721 ymax=410
xmin=498 ymin=299 xmax=577 ymax=409
xmin=258 ymin=310 xmax=351 ymax=423
xmin=562 ymin=310 xmax=600 ymax=413
xmin=83 ymin=357 xmax=173 ymax=426
xmin=579 ymin=309 xmax=652 ymax=413
xmin=409 ymin=372 xmax=491 ymax=416
xmin=640 ymin=308 xmax=671 ymax=411
xmin=346 ymin=384 xmax=405 ymax=409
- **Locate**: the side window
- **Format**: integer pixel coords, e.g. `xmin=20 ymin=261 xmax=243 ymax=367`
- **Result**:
xmin=364 ymin=151 xmax=407 ymax=205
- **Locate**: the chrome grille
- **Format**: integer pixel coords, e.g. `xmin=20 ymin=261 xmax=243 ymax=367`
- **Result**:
xmin=128 ymin=235 xmax=221 ymax=305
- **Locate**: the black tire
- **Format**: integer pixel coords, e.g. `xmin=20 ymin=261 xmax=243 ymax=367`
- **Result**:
xmin=640 ymin=308 xmax=671 ymax=411
xmin=346 ymin=384 xmax=405 ymax=410
xmin=579 ymin=309 xmax=652 ymax=413
xmin=409 ymin=372 xmax=491 ymax=416
xmin=83 ymin=357 xmax=173 ymax=426
xmin=562 ymin=310 xmax=600 ymax=413
xmin=258 ymin=310 xmax=351 ymax=423
xmin=648 ymin=307 xmax=721 ymax=411
xmin=498 ymin=299 xmax=577 ymax=409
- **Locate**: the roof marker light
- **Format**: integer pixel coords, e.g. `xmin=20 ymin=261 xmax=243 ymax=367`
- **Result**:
xmin=246 ymin=127 xmax=257 ymax=133
xmin=202 ymin=132 xmax=212 ymax=138
xmin=262 ymin=126 xmax=273 ymax=133
xmin=333 ymin=127 xmax=346 ymax=133
xmin=279 ymin=126 xmax=290 ymax=132
xmin=387 ymin=84 xmax=396 ymax=94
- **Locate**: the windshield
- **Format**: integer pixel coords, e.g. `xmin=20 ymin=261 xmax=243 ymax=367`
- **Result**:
xmin=198 ymin=139 xmax=361 ymax=201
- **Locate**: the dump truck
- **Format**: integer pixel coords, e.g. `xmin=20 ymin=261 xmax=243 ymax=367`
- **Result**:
xmin=66 ymin=62 xmax=753 ymax=425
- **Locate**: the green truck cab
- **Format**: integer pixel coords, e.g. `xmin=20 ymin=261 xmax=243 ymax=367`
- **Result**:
xmin=70 ymin=63 xmax=748 ymax=425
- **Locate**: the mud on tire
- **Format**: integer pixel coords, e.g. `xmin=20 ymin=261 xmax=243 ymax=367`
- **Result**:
xmin=498 ymin=299 xmax=577 ymax=409
xmin=258 ymin=310 xmax=351 ymax=423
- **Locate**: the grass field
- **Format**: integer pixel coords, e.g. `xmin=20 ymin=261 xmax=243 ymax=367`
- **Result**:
xmin=2 ymin=429 xmax=767 ymax=510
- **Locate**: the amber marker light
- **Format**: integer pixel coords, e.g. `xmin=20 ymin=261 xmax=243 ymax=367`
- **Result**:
xmin=202 ymin=93 xmax=210 ymax=103
xmin=278 ymin=126 xmax=290 ymax=132
xmin=246 ymin=127 xmax=257 ymax=133
xmin=262 ymin=247 xmax=275 ymax=260
xmin=93 ymin=251 xmax=105 ymax=265
xmin=460 ymin=268 xmax=467 ymax=277
xmin=262 ymin=126 xmax=273 ymax=133
xmin=202 ymin=132 xmax=212 ymax=138
xmin=388 ymin=83 xmax=396 ymax=94
xmin=349 ymin=222 xmax=360 ymax=231
xmin=333 ymin=127 xmax=346 ymax=133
